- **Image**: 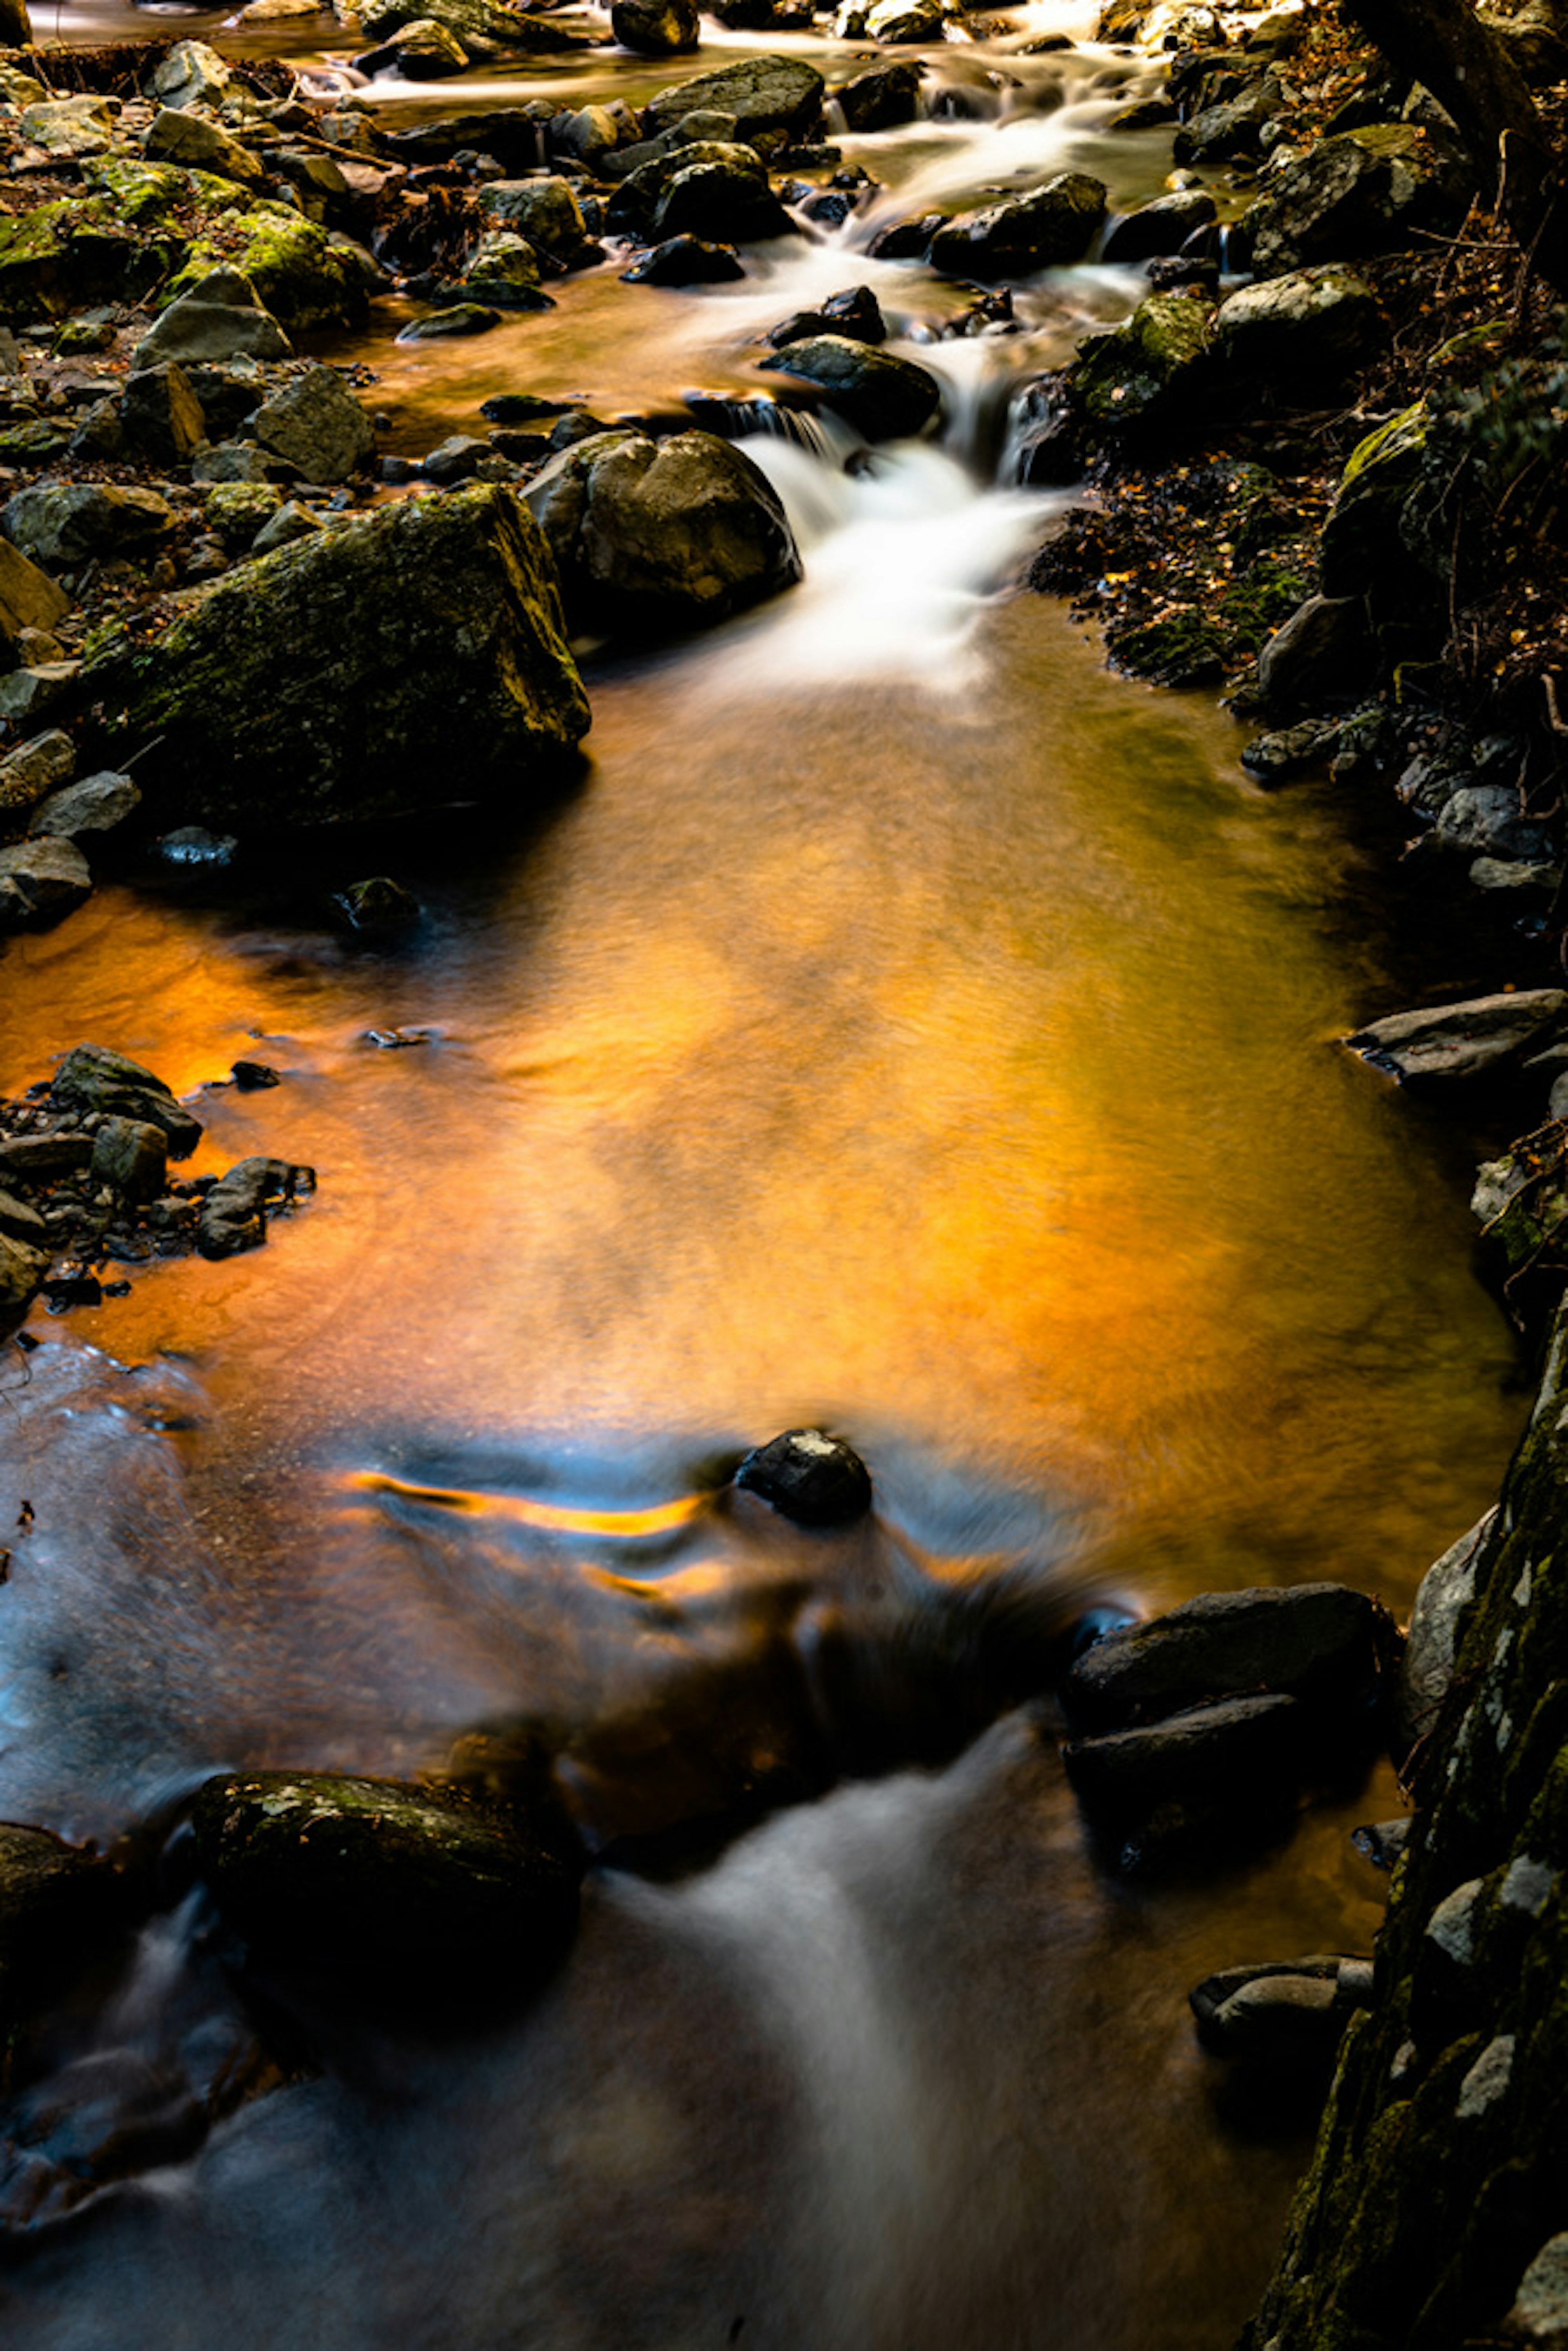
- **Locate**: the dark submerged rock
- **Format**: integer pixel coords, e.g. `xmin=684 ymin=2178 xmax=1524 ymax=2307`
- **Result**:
xmin=1063 ymin=1582 xmax=1397 ymax=1737
xmin=190 ymin=1769 xmax=584 ymax=1991
xmin=83 ymin=484 xmax=590 ymax=832
xmin=732 ymin=1427 xmax=874 ymax=1525
xmin=1189 ymin=1953 xmax=1370 ymax=2073
xmin=1061 ymin=1691 xmax=1307 ymax=1856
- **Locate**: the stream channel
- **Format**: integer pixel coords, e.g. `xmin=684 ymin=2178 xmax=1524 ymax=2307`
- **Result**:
xmin=0 ymin=2 xmax=1538 ymax=2343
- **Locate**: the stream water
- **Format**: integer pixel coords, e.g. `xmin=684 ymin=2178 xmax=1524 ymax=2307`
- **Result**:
xmin=0 ymin=3 xmax=1534 ymax=2344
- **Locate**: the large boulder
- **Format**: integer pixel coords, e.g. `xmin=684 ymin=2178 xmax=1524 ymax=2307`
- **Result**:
xmin=525 ymin=429 xmax=800 ymax=636
xmin=654 ymin=153 xmax=795 ymax=242
xmin=927 ymin=171 xmax=1106 ymax=281
xmin=834 ymin=58 xmax=924 ymax=130
xmin=190 ymin=1769 xmax=583 ymax=1990
xmin=640 ymin=53 xmax=825 ymax=144
xmin=1243 ymin=122 xmax=1472 ymax=277
xmin=1211 ymin=264 xmax=1381 ymax=383
xmin=143 ymin=106 xmax=265 ymax=187
xmin=133 ymin=267 xmax=294 ymax=369
xmin=761 ymin=334 xmax=941 ymax=438
xmin=82 ymin=484 xmax=590 ymax=831
xmin=164 ymin=215 xmax=373 ymax=336
xmin=1101 ymin=188 xmax=1216 ymax=264
xmin=0 ymin=200 xmax=171 ymax=325
xmin=477 ymin=175 xmax=587 ymax=258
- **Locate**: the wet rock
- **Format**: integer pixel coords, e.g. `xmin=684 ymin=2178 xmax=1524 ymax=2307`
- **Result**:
xmin=397 ymin=303 xmax=503 ymax=340
xmin=18 ymin=94 xmax=117 ymax=160
xmin=335 ymin=875 xmax=420 ymax=936
xmin=0 ymin=1823 xmax=123 ymax=1996
xmin=1243 ymin=122 xmax=1472 ymax=277
xmin=91 ymin=1118 xmax=169 ymax=1203
xmin=250 ymin=364 xmax=375 ymax=483
xmin=118 ymin=363 xmax=208 ymax=471
xmin=192 ymin=440 xmax=295 ymax=486
xmin=1100 ymin=188 xmax=1217 ymax=263
xmin=51 ymin=1045 xmax=203 ymax=1158
xmin=85 ymin=484 xmax=590 ymax=831
xmin=0 ymin=834 xmax=90 ymax=929
xmin=866 ymin=209 xmax=944 ymax=260
xmin=147 ymin=38 xmax=233 ymax=112
xmin=640 ymin=54 xmax=826 ymax=145
xmin=866 ymin=0 xmax=943 ymax=38
xmin=1351 ymin=1816 xmax=1411 ymax=1870
xmin=1344 ymin=990 xmax=1568 ymax=1088
xmin=4 ymin=482 xmax=175 ymax=568
xmin=1173 ymin=72 xmax=1282 ymax=165
xmin=420 ymin=435 xmax=496 ymax=484
xmin=551 ymin=100 xmax=641 ymax=173
xmin=1062 ymin=1691 xmax=1306 ymax=1854
xmin=1070 ymin=290 xmax=1211 ymax=433
xmin=1434 ymin=784 xmax=1554 ymax=864
xmin=612 ymin=0 xmax=699 ymax=50
xmin=369 ymin=16 xmax=471 ymax=73
xmin=21 ymin=770 xmax=125 ymax=847
xmin=927 ymin=171 xmax=1105 ymax=280
xmin=442 ymin=232 xmax=555 ymax=312
xmin=190 ymin=1768 xmax=583 ymax=1988
xmin=1211 ymin=265 xmax=1381 ymax=383
xmin=0 ymin=1181 xmax=45 ymax=1240
xmin=526 ymin=428 xmax=800 ymax=636
xmin=1011 ymin=374 xmax=1081 ymax=485
xmin=653 ymin=153 xmax=795 ymax=243
xmin=166 ymin=218 xmax=373 ymax=339
xmin=733 ymin=1427 xmax=873 ymax=1524
xmin=196 ymin=1155 xmax=314 ymax=1257
xmin=0 ymin=534 xmax=69 ymax=646
xmin=1189 ymin=1954 xmax=1368 ymax=2071
xmin=765 ymin=283 xmax=885 ymax=345
xmin=761 ymin=334 xmax=940 ymax=439
xmin=477 ymin=176 xmax=587 ymax=260
xmin=1394 ymin=1510 xmax=1494 ymax=1764
xmin=0 ymin=1132 xmax=92 ymax=1184
xmin=623 ymin=235 xmax=745 ymax=283
xmin=834 ymin=58 xmax=924 ymax=130
xmin=134 ymin=270 xmax=294 ymax=370
xmin=143 ymin=106 xmax=265 ymax=187
xmin=359 ymin=0 xmax=547 ymax=46
xmin=0 ymin=1228 xmax=47 ymax=1335
xmin=1240 ymin=719 xmax=1341 ymax=784
xmin=1257 ymin=592 xmax=1372 ymax=713
xmin=1064 ymin=1584 xmax=1396 ymax=1736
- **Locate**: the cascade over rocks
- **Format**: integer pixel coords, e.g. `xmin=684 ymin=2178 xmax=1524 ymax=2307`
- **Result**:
xmin=524 ymin=428 xmax=801 ymax=635
xmin=83 ymin=484 xmax=591 ymax=830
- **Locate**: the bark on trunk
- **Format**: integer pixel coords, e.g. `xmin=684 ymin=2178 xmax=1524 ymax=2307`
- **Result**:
xmin=1344 ymin=0 xmax=1568 ymax=287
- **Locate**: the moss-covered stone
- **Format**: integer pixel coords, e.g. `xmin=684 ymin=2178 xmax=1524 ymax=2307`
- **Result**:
xmin=78 ymin=155 xmax=256 ymax=225
xmin=0 ymin=200 xmax=175 ymax=324
xmin=1071 ymin=291 xmax=1213 ymax=433
xmin=164 ymin=210 xmax=375 ymax=334
xmin=1243 ymin=1301 xmax=1568 ymax=2347
xmin=83 ymin=482 xmax=590 ymax=830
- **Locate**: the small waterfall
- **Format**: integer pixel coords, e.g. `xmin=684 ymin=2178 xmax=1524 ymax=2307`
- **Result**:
xmin=682 ymin=390 xmax=849 ymax=463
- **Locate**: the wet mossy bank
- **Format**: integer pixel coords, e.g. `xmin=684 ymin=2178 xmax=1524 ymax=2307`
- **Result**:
xmin=1241 ymin=1301 xmax=1568 ymax=2351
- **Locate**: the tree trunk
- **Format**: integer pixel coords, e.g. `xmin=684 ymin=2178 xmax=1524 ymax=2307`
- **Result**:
xmin=1344 ymin=0 xmax=1568 ymax=288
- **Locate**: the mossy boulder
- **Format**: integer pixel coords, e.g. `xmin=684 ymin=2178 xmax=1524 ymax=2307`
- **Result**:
xmin=165 ymin=211 xmax=375 ymax=334
xmin=191 ymin=1769 xmax=584 ymax=1989
xmin=1319 ymin=400 xmax=1430 ymax=599
xmin=1243 ymin=122 xmax=1473 ymax=278
xmin=525 ymin=428 xmax=801 ymax=636
xmin=0 ymin=201 xmax=174 ymax=325
xmin=0 ymin=1824 xmax=125 ymax=2003
xmin=1071 ymin=290 xmax=1213 ymax=432
xmin=78 ymin=155 xmax=256 ymax=226
xmin=1211 ymin=265 xmax=1381 ymax=387
xmin=82 ymin=483 xmax=590 ymax=831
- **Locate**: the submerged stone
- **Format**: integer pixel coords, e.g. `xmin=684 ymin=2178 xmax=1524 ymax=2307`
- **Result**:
xmin=732 ymin=1428 xmax=873 ymax=1524
xmin=83 ymin=483 xmax=590 ymax=831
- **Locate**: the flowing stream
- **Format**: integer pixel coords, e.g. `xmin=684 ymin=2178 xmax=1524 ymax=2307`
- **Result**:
xmin=0 ymin=4 xmax=1533 ymax=2344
